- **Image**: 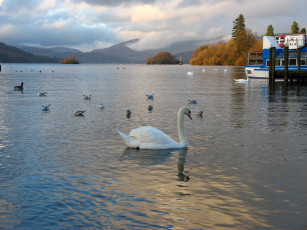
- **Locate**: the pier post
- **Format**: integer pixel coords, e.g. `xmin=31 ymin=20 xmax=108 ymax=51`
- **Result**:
xmin=297 ymin=48 xmax=301 ymax=71
xmin=284 ymin=46 xmax=290 ymax=82
xmin=272 ymin=47 xmax=275 ymax=81
xmin=297 ymin=48 xmax=301 ymax=83
xmin=269 ymin=47 xmax=272 ymax=81
xmin=269 ymin=47 xmax=276 ymax=84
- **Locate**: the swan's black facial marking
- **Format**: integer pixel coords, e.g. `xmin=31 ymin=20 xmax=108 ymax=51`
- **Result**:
xmin=187 ymin=110 xmax=192 ymax=120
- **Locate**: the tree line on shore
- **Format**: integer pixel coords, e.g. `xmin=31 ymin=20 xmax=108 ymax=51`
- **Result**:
xmin=190 ymin=15 xmax=306 ymax=66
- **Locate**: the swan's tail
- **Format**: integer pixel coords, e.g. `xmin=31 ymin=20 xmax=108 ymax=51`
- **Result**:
xmin=116 ymin=129 xmax=139 ymax=148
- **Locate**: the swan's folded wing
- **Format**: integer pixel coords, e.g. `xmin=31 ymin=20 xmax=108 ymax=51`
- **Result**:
xmin=117 ymin=129 xmax=140 ymax=148
xmin=129 ymin=126 xmax=176 ymax=145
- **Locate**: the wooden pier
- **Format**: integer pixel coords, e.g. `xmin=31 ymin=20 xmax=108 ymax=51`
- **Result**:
xmin=269 ymin=47 xmax=307 ymax=84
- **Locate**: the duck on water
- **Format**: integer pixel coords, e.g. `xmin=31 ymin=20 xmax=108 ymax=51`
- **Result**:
xmin=14 ymin=82 xmax=24 ymax=91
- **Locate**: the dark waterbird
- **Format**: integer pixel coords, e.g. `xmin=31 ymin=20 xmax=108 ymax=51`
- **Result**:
xmin=14 ymin=82 xmax=24 ymax=91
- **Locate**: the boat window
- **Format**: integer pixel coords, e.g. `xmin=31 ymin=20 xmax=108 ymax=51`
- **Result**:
xmin=289 ymin=59 xmax=296 ymax=66
xmin=246 ymin=70 xmax=251 ymax=74
xmin=266 ymin=60 xmax=270 ymax=67
xmin=301 ymin=59 xmax=306 ymax=65
xmin=275 ymin=60 xmax=281 ymax=66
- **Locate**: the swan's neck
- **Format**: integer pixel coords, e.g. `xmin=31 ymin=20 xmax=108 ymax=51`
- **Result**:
xmin=177 ymin=110 xmax=188 ymax=147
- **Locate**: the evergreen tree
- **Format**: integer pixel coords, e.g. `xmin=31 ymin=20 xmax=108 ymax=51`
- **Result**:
xmin=291 ymin=21 xmax=299 ymax=33
xmin=300 ymin=27 xmax=306 ymax=33
xmin=266 ymin=25 xmax=274 ymax=36
xmin=232 ymin=14 xmax=245 ymax=39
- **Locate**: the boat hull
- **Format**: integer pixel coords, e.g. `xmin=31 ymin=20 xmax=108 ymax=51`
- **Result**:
xmin=245 ymin=65 xmax=307 ymax=79
xmin=245 ymin=65 xmax=269 ymax=79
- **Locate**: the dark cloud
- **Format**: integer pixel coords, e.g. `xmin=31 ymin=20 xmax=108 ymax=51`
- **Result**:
xmin=1 ymin=0 xmax=41 ymax=11
xmin=71 ymin=0 xmax=157 ymax=7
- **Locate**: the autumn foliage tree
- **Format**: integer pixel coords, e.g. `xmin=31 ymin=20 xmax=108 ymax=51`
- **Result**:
xmin=190 ymin=14 xmax=262 ymax=66
xmin=190 ymin=29 xmax=261 ymax=66
xmin=146 ymin=51 xmax=179 ymax=64
xmin=60 ymin=56 xmax=80 ymax=64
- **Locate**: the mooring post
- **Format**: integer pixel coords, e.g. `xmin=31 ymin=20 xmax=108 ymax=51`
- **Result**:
xmin=284 ymin=46 xmax=289 ymax=82
xmin=296 ymin=47 xmax=302 ymax=83
xmin=269 ymin=47 xmax=276 ymax=84
xmin=297 ymin=48 xmax=301 ymax=71
xmin=272 ymin=47 xmax=276 ymax=81
xmin=269 ymin=47 xmax=272 ymax=81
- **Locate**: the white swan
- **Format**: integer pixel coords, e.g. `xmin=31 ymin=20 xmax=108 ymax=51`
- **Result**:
xmin=117 ymin=106 xmax=192 ymax=149
xmin=187 ymin=71 xmax=193 ymax=76
xmin=234 ymin=78 xmax=249 ymax=83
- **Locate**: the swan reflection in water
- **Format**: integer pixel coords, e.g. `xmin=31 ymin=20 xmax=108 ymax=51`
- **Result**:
xmin=177 ymin=149 xmax=191 ymax=182
xmin=121 ymin=148 xmax=190 ymax=181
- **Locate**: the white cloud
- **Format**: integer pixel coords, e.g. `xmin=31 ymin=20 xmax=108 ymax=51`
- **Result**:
xmin=0 ymin=0 xmax=306 ymax=51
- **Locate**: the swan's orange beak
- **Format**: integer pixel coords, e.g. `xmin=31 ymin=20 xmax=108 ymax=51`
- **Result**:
xmin=188 ymin=111 xmax=192 ymax=120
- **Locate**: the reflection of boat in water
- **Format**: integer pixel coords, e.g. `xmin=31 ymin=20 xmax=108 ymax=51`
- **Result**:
xmin=245 ymin=34 xmax=307 ymax=79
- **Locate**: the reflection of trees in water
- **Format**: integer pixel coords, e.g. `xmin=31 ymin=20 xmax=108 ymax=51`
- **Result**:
xmin=121 ymin=148 xmax=191 ymax=181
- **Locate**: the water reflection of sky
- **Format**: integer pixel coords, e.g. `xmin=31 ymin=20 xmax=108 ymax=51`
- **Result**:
xmin=0 ymin=64 xmax=306 ymax=229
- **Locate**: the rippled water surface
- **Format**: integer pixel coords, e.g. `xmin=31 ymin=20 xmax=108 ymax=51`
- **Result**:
xmin=0 ymin=64 xmax=306 ymax=229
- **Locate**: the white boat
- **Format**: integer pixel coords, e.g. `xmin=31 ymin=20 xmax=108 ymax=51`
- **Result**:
xmin=245 ymin=34 xmax=307 ymax=79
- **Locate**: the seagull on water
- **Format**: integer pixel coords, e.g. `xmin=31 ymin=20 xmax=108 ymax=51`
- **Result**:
xmin=83 ymin=95 xmax=91 ymax=100
xmin=38 ymin=91 xmax=47 ymax=96
xmin=146 ymin=94 xmax=154 ymax=99
xmin=188 ymin=99 xmax=198 ymax=104
xmin=41 ymin=104 xmax=50 ymax=111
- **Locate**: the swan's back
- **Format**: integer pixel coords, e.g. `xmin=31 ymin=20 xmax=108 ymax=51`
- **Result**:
xmin=130 ymin=126 xmax=174 ymax=144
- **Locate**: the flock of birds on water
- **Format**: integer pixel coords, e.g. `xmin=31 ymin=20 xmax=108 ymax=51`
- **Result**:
xmin=10 ymin=81 xmax=105 ymax=115
xmin=10 ymin=81 xmax=207 ymax=118
xmin=8 ymin=67 xmax=249 ymax=150
xmin=187 ymin=68 xmax=250 ymax=83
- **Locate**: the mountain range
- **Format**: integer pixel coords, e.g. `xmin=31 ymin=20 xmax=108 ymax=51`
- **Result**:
xmin=1 ymin=38 xmax=222 ymax=64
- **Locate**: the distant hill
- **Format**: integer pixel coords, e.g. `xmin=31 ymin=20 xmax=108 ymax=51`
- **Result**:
xmin=0 ymin=42 xmax=58 ymax=63
xmin=9 ymin=38 xmax=222 ymax=64
xmin=91 ymin=39 xmax=157 ymax=63
xmin=17 ymin=45 xmax=81 ymax=59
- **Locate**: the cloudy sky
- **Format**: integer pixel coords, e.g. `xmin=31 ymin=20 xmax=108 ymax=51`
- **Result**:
xmin=0 ymin=0 xmax=306 ymax=51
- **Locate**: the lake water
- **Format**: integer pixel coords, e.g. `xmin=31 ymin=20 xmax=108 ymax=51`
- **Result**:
xmin=0 ymin=64 xmax=306 ymax=229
